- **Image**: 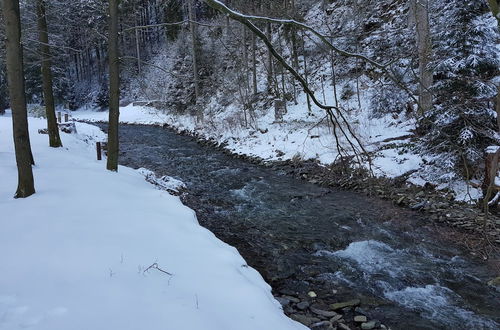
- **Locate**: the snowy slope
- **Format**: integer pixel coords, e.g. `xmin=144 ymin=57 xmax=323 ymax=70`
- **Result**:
xmin=0 ymin=113 xmax=306 ymax=330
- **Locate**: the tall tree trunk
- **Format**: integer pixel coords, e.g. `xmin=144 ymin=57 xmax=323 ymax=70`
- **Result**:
xmin=95 ymin=45 xmax=102 ymax=79
xmin=188 ymin=0 xmax=200 ymax=102
xmin=242 ymin=26 xmax=250 ymax=92
xmin=74 ymin=54 xmax=80 ymax=80
xmin=411 ymin=0 xmax=433 ymax=113
xmin=107 ymin=0 xmax=120 ymax=172
xmin=302 ymin=33 xmax=312 ymax=113
xmin=36 ymin=0 xmax=62 ymax=148
xmin=251 ymin=31 xmax=258 ymax=95
xmin=134 ymin=8 xmax=142 ymax=74
xmin=2 ymin=0 xmax=36 ymax=198
xmin=266 ymin=21 xmax=273 ymax=93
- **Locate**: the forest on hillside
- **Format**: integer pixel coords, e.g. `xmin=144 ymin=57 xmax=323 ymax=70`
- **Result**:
xmin=1 ymin=0 xmax=499 ymax=200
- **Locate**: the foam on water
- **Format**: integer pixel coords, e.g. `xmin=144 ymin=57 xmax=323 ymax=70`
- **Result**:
xmin=322 ymin=240 xmax=499 ymax=329
xmin=385 ymin=285 xmax=498 ymax=329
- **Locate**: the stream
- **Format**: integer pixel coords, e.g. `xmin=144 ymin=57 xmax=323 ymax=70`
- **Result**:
xmin=101 ymin=123 xmax=500 ymax=330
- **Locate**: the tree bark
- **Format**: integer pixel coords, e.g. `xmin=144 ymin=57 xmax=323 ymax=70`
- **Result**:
xmin=188 ymin=0 xmax=200 ymax=102
xmin=36 ymin=0 xmax=62 ymax=148
xmin=2 ymin=0 xmax=35 ymax=198
xmin=266 ymin=21 xmax=273 ymax=93
xmin=134 ymin=4 xmax=142 ymax=74
xmin=251 ymin=31 xmax=258 ymax=95
xmin=411 ymin=0 xmax=433 ymax=113
xmin=107 ymin=0 xmax=120 ymax=172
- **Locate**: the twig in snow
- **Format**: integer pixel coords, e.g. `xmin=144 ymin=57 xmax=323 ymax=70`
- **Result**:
xmin=143 ymin=263 xmax=173 ymax=276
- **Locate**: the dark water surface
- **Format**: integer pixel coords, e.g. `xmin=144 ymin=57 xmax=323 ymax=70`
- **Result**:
xmin=102 ymin=123 xmax=500 ymax=330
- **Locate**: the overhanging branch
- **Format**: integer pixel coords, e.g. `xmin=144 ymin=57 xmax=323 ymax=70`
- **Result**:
xmin=205 ymin=0 xmax=372 ymax=168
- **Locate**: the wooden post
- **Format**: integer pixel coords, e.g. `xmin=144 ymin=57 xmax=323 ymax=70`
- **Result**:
xmin=64 ymin=113 xmax=69 ymax=122
xmin=57 ymin=111 xmax=61 ymax=123
xmin=96 ymin=141 xmax=102 ymax=160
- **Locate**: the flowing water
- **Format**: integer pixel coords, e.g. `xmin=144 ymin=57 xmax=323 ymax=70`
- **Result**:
xmin=101 ymin=124 xmax=500 ymax=330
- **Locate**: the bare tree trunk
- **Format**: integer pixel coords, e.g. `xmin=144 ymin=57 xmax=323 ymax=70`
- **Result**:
xmin=266 ymin=21 xmax=273 ymax=93
xmin=302 ymin=33 xmax=312 ymax=113
xmin=188 ymin=0 xmax=200 ymax=102
xmin=74 ymin=54 xmax=80 ymax=80
xmin=411 ymin=0 xmax=433 ymax=114
xmin=107 ymin=0 xmax=120 ymax=172
xmin=251 ymin=31 xmax=258 ymax=95
xmin=330 ymin=50 xmax=339 ymax=108
xmin=134 ymin=8 xmax=142 ymax=74
xmin=95 ymin=45 xmax=102 ymax=79
xmin=36 ymin=0 xmax=62 ymax=148
xmin=2 ymin=0 xmax=35 ymax=198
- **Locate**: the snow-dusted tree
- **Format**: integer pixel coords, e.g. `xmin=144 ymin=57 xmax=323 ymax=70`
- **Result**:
xmin=2 ymin=0 xmax=35 ymax=197
xmin=36 ymin=0 xmax=62 ymax=148
xmin=423 ymin=0 xmax=500 ymax=174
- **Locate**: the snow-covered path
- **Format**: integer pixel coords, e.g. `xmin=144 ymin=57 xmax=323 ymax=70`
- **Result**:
xmin=0 ymin=114 xmax=306 ymax=330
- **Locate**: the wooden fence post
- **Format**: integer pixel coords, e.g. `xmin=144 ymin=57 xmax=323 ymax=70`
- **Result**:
xmin=96 ymin=142 xmax=102 ymax=160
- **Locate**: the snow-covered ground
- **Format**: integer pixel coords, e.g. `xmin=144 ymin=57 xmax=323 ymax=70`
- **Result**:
xmin=0 ymin=112 xmax=306 ymax=330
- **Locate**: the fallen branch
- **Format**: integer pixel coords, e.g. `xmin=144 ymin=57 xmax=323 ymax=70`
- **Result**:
xmin=143 ymin=263 xmax=173 ymax=276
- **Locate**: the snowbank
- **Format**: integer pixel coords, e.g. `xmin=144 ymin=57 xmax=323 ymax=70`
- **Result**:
xmin=0 ymin=113 xmax=305 ymax=330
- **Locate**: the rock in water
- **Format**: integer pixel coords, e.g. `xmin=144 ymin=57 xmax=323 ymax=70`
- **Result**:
xmin=330 ymin=299 xmax=361 ymax=310
xmin=310 ymin=321 xmax=332 ymax=329
xmin=354 ymin=315 xmax=367 ymax=323
xmin=310 ymin=306 xmax=339 ymax=318
xmin=275 ymin=297 xmax=290 ymax=307
xmin=361 ymin=321 xmax=378 ymax=330
xmin=296 ymin=301 xmax=310 ymax=310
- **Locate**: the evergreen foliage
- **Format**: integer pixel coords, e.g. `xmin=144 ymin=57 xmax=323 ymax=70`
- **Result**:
xmin=423 ymin=0 xmax=500 ymax=173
